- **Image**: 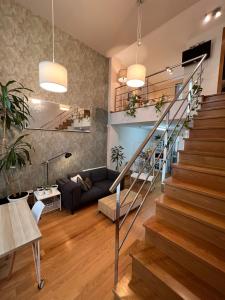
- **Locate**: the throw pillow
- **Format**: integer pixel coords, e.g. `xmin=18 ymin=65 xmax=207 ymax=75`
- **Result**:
xmin=71 ymin=174 xmax=82 ymax=183
xmin=77 ymin=177 xmax=89 ymax=192
xmin=84 ymin=177 xmax=92 ymax=190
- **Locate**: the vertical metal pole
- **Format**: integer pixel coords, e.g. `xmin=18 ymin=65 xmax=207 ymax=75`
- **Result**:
xmin=114 ymin=183 xmax=121 ymax=287
xmin=46 ymin=162 xmax=49 ymax=186
xmin=161 ymin=112 xmax=169 ymax=189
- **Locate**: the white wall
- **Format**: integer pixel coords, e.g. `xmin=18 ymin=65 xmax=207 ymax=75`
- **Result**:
xmin=107 ymin=125 xmax=149 ymax=170
xmin=184 ymin=24 xmax=224 ymax=95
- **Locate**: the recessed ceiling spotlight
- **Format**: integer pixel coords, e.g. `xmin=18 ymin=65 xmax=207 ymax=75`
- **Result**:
xmin=214 ymin=7 xmax=222 ymax=19
xmin=166 ymin=67 xmax=173 ymax=75
xmin=203 ymin=12 xmax=212 ymax=24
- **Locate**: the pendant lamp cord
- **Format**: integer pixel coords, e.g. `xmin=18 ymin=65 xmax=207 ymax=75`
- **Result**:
xmin=136 ymin=0 xmax=143 ymax=64
xmin=52 ymin=0 xmax=55 ymax=62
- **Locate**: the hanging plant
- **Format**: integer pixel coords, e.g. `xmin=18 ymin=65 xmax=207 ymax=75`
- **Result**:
xmin=126 ymin=94 xmax=140 ymax=118
xmin=192 ymin=84 xmax=202 ymax=96
xmin=155 ymin=94 xmax=166 ymax=115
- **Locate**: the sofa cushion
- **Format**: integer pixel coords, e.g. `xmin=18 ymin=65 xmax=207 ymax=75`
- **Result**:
xmin=68 ymin=170 xmax=91 ymax=180
xmin=80 ymin=186 xmax=103 ymax=204
xmin=94 ymin=180 xmax=112 ymax=196
xmin=90 ymin=168 xmax=107 ymax=183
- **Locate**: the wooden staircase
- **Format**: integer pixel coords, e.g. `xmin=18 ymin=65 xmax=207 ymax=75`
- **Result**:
xmin=114 ymin=93 xmax=225 ymax=299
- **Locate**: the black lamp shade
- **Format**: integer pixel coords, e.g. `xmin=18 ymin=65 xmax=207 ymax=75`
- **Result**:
xmin=65 ymin=152 xmax=72 ymax=158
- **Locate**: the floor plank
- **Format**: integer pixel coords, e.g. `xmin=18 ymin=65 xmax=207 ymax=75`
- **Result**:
xmin=0 ymin=183 xmax=161 ymax=300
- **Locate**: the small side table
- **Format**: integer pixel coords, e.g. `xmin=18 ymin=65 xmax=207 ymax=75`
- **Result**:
xmin=34 ymin=190 xmax=61 ymax=214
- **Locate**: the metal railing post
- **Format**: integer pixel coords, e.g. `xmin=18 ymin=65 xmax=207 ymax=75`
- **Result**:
xmin=114 ymin=183 xmax=121 ymax=287
xmin=161 ymin=112 xmax=169 ymax=190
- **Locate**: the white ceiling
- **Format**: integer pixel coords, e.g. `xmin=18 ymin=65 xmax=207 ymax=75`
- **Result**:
xmin=16 ymin=0 xmax=199 ymax=57
xmin=115 ymin=0 xmax=225 ymax=74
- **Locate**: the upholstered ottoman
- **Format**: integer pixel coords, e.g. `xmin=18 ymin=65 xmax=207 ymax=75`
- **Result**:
xmin=98 ymin=189 xmax=142 ymax=221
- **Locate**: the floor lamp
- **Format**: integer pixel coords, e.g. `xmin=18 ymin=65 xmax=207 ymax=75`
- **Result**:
xmin=41 ymin=152 xmax=72 ymax=185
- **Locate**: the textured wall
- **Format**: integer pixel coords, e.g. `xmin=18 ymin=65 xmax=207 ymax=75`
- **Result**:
xmin=0 ymin=0 xmax=109 ymax=196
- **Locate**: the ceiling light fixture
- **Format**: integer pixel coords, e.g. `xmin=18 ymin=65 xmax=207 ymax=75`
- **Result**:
xmin=166 ymin=67 xmax=173 ymax=75
xmin=118 ymin=69 xmax=127 ymax=84
xmin=127 ymin=0 xmax=146 ymax=88
xmin=39 ymin=0 xmax=68 ymax=93
xmin=214 ymin=7 xmax=222 ymax=19
xmin=203 ymin=12 xmax=212 ymax=24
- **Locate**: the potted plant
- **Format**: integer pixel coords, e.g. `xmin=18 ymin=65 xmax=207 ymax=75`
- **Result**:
xmin=111 ymin=145 xmax=125 ymax=171
xmin=0 ymin=80 xmax=33 ymax=202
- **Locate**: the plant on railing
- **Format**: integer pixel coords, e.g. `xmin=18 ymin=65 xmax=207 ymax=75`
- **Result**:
xmin=192 ymin=83 xmax=202 ymax=96
xmin=126 ymin=94 xmax=140 ymax=117
xmin=155 ymin=94 xmax=166 ymax=116
xmin=0 ymin=80 xmax=33 ymax=199
xmin=111 ymin=145 xmax=125 ymax=171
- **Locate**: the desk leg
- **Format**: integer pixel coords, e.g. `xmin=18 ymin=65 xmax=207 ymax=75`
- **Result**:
xmin=32 ymin=241 xmax=45 ymax=289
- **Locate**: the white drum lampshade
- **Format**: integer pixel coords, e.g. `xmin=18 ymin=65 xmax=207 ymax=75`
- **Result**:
xmin=39 ymin=61 xmax=68 ymax=93
xmin=127 ymin=64 xmax=146 ymax=88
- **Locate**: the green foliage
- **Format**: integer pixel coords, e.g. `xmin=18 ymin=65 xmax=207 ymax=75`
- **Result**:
xmin=0 ymin=80 xmax=32 ymax=131
xmin=0 ymin=80 xmax=33 ymax=195
xmin=126 ymin=94 xmax=139 ymax=117
xmin=111 ymin=145 xmax=125 ymax=171
xmin=155 ymin=94 xmax=166 ymax=115
xmin=0 ymin=134 xmax=32 ymax=171
xmin=192 ymin=83 xmax=202 ymax=96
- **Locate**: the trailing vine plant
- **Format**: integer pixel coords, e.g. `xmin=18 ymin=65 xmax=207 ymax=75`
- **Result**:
xmin=155 ymin=94 xmax=166 ymax=116
xmin=126 ymin=94 xmax=140 ymax=118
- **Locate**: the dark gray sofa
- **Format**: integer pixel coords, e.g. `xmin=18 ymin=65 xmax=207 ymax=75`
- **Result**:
xmin=56 ymin=167 xmax=124 ymax=214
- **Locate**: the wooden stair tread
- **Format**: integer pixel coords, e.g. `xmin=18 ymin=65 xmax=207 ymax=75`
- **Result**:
xmin=157 ymin=195 xmax=225 ymax=233
xmin=194 ymin=115 xmax=225 ymax=120
xmin=172 ymin=163 xmax=225 ymax=177
xmin=113 ymin=271 xmax=157 ymax=299
xmin=131 ymin=242 xmax=224 ymax=300
xmin=191 ymin=126 xmax=225 ymax=130
xmin=165 ymin=177 xmax=225 ymax=201
xmin=197 ymin=106 xmax=225 ymax=111
xmin=178 ymin=149 xmax=225 ymax=158
xmin=202 ymin=99 xmax=225 ymax=104
xmin=183 ymin=137 xmax=225 ymax=142
xmin=144 ymin=217 xmax=225 ymax=273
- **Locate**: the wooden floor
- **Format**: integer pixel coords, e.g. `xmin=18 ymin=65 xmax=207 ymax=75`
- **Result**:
xmin=0 ymin=183 xmax=162 ymax=300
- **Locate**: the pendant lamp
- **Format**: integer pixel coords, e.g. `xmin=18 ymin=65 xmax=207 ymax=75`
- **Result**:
xmin=127 ymin=0 xmax=146 ymax=88
xmin=39 ymin=0 xmax=67 ymax=93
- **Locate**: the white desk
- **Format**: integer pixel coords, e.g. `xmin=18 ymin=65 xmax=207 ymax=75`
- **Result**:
xmin=0 ymin=200 xmax=44 ymax=289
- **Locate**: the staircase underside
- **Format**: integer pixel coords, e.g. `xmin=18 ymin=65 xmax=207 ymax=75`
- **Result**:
xmin=114 ymin=93 xmax=225 ymax=299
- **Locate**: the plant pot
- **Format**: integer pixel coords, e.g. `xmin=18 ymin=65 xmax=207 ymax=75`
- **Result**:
xmin=36 ymin=187 xmax=44 ymax=196
xmin=7 ymin=191 xmax=29 ymax=203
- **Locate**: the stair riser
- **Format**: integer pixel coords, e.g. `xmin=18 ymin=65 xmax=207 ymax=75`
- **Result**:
xmin=193 ymin=118 xmax=225 ymax=128
xmin=198 ymin=108 xmax=225 ymax=118
xmin=172 ymin=167 xmax=225 ymax=192
xmin=179 ymin=152 xmax=225 ymax=170
xmin=189 ymin=128 xmax=225 ymax=139
xmin=156 ymin=204 xmax=225 ymax=250
xmin=201 ymin=101 xmax=225 ymax=109
xmin=185 ymin=140 xmax=225 ymax=153
xmin=164 ymin=184 xmax=225 ymax=215
xmin=204 ymin=95 xmax=225 ymax=102
xmin=145 ymin=228 xmax=225 ymax=295
xmin=132 ymin=258 xmax=183 ymax=300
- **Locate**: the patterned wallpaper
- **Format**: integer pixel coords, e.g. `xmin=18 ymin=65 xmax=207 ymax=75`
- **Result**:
xmin=0 ymin=0 xmax=109 ymax=196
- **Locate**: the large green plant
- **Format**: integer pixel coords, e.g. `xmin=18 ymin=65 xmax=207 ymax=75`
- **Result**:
xmin=0 ymin=80 xmax=33 ymax=196
xmin=111 ymin=145 xmax=125 ymax=171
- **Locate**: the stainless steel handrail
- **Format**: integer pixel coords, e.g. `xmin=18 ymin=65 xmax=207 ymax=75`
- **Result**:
xmin=112 ymin=54 xmax=206 ymax=286
xmin=110 ymin=54 xmax=206 ymax=193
